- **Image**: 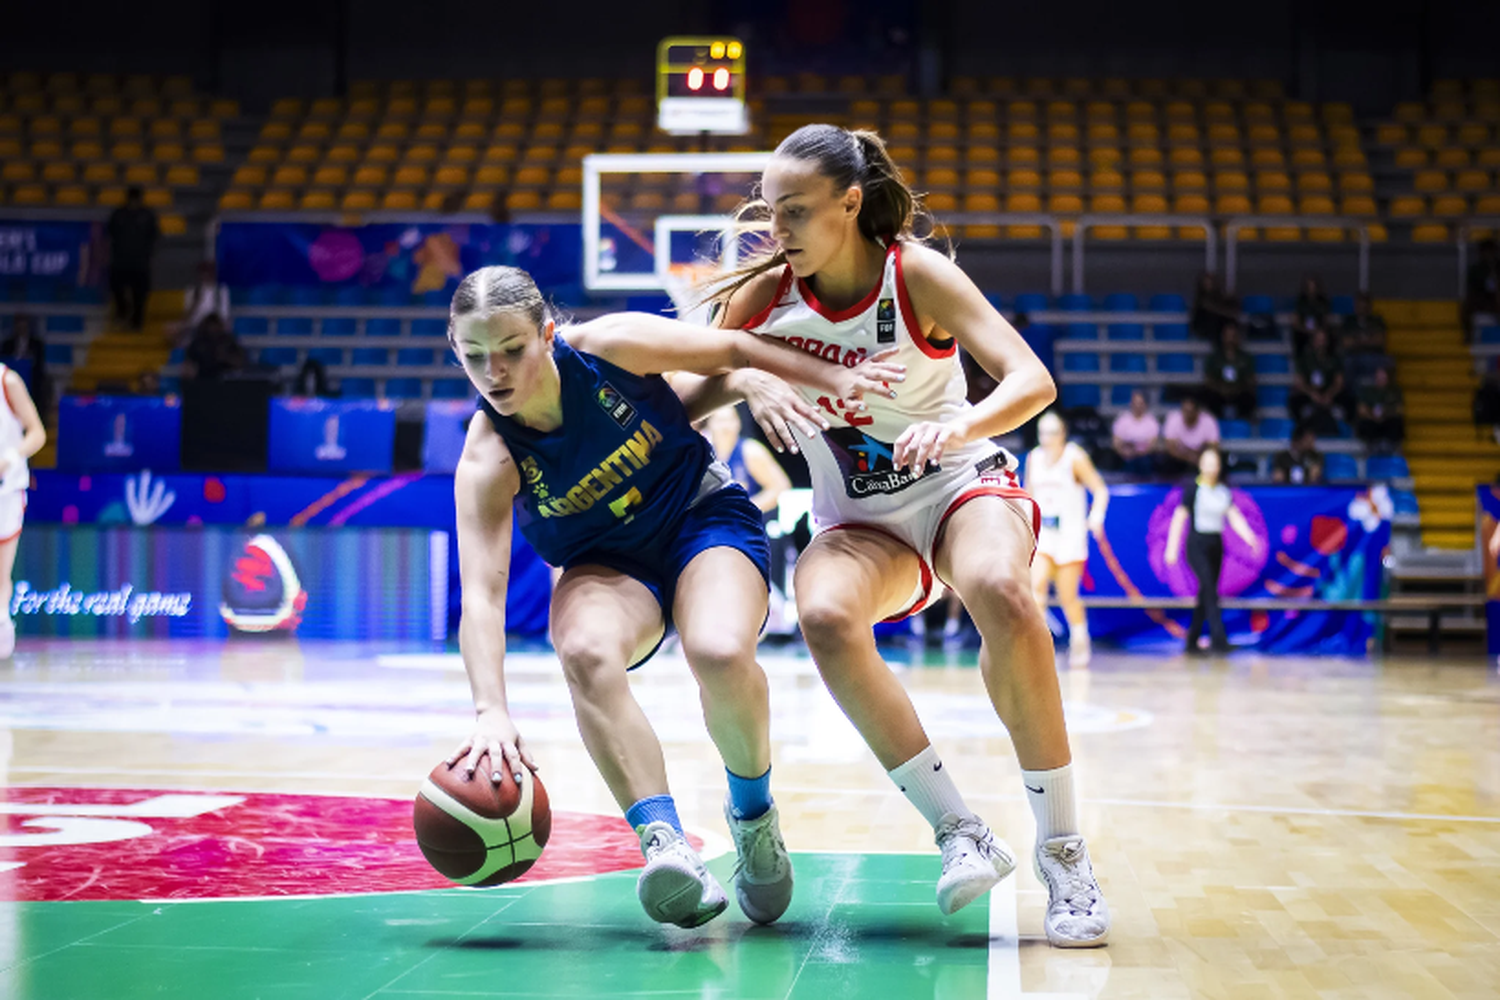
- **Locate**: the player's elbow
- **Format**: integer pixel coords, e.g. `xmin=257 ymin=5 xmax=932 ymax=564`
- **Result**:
xmin=1025 ymin=363 xmax=1057 ymax=415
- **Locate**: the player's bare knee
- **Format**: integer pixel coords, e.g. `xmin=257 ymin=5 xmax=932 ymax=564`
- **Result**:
xmin=681 ymin=632 xmax=754 ymax=685
xmin=797 ymin=597 xmax=863 ymax=654
xmin=964 ymin=568 xmax=1036 ymax=627
xmin=555 ymin=637 xmax=624 ymax=696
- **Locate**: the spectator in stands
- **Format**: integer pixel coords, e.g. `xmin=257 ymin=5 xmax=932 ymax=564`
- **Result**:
xmin=1110 ymin=389 xmax=1161 ymax=477
xmin=1290 ymin=327 xmax=1345 ymax=436
xmin=1162 ymin=394 xmax=1220 ymax=475
xmin=1202 ymin=321 xmax=1257 ymax=419
xmin=1463 ymin=239 xmax=1500 ymax=343
xmin=131 ymin=370 xmax=161 ymax=396
xmin=1293 ymin=275 xmax=1331 ymax=354
xmin=182 ymin=261 xmax=230 ymax=337
xmin=1 ymin=313 xmax=50 ymax=421
xmin=106 ymin=186 xmax=160 ymax=332
xmin=1191 ymin=272 xmax=1238 ymax=344
xmin=292 ymin=357 xmax=333 ymax=398
xmin=1356 ymin=365 xmax=1406 ymax=452
xmin=1271 ymin=424 xmax=1325 ymax=484
xmin=183 ymin=314 xmax=245 ymax=382
xmin=1341 ymin=293 xmax=1392 ymax=388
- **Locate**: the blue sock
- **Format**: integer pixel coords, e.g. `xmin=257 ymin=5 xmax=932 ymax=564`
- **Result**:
xmin=726 ymin=766 xmax=773 ymax=821
xmin=625 ymin=794 xmax=682 ymax=835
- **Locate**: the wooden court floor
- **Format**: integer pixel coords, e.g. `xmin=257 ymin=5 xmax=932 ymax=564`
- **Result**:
xmin=0 ymin=638 xmax=1496 ymax=999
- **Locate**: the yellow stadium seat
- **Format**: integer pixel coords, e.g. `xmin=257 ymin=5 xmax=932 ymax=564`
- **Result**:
xmin=1006 ymin=169 xmax=1041 ymax=190
xmin=1250 ymin=148 xmax=1285 ymax=168
xmin=1296 ymin=172 xmax=1332 ymax=193
xmin=393 ymin=165 xmax=429 ymax=187
xmin=1123 ymin=100 xmax=1154 ymax=120
xmin=930 ymin=121 xmax=960 ymax=141
xmin=278 ymin=145 xmax=315 ymax=166
xmin=1132 ymin=170 xmax=1166 ymax=192
xmin=29 ymin=138 xmax=64 ymax=160
xmin=445 ymin=145 xmax=480 ymax=165
xmin=143 ymin=187 xmax=172 ymax=208
xmin=507 ymin=190 xmax=543 ymax=211
xmin=453 ymin=121 xmax=487 ymax=142
xmin=148 ymin=118 xmax=181 ymax=141
xmin=123 ymin=164 xmax=158 ymax=186
xmin=965 ymin=168 xmax=1001 ymax=188
xmin=231 ymin=165 xmax=267 ymax=187
xmin=1454 ymin=169 xmax=1489 ymax=192
xmin=1007 ymin=122 xmax=1040 ymax=142
xmin=1458 ymin=123 xmax=1491 ymax=146
xmin=365 ymin=144 xmax=400 ymax=164
xmin=1413 ymin=169 xmax=1448 ymax=192
xmin=1389 ymin=195 xmax=1426 ymax=217
xmin=1412 ymin=223 xmax=1449 ymax=242
xmin=53 ymin=184 xmax=88 ymax=206
xmin=151 ymin=143 xmax=184 ymax=163
xmin=1006 ymin=147 xmax=1040 ymax=168
xmin=217 ymin=189 xmax=253 ymax=211
xmin=192 ymin=144 xmax=225 ymax=164
xmin=1084 ymin=100 xmax=1114 ymax=121
xmin=1004 ymin=192 xmax=1041 ymax=212
xmin=1392 ymin=102 xmax=1425 ymax=125
xmin=1434 ymin=147 xmax=1471 ymax=169
xmin=269 ymin=98 xmax=302 ymax=119
xmin=165 ymin=164 xmax=198 ymax=186
xmin=1209 ymin=147 xmax=1245 ymax=168
xmin=523 ymin=145 xmax=558 ymax=163
xmin=375 ymin=121 xmax=409 ymax=141
xmin=297 ymin=189 xmax=335 ymax=210
xmin=1477 ymin=194 xmax=1500 ymax=215
xmin=1047 ymin=193 xmax=1083 ymax=214
xmin=1480 ymin=149 xmax=1500 ymax=169
xmin=336 ymin=122 xmax=371 ymax=142
xmin=258 ymin=189 xmax=296 ymax=210
xmin=432 ymin=165 xmax=469 ymax=187
xmin=482 ymin=145 xmax=518 ymax=164
xmin=1256 ymin=193 xmax=1294 ymax=215
xmin=1173 ymin=170 xmax=1208 ymax=192
xmin=1173 ymin=193 xmax=1210 ymax=214
xmin=1207 ymin=123 xmax=1240 ymax=145
xmin=960 ymin=192 xmax=1001 ymax=238
xmin=1005 ymin=100 xmax=1037 ymax=120
xmin=1339 ymin=195 xmax=1377 ymax=216
xmin=546 ymin=189 xmax=582 ymax=211
xmin=1245 ymin=124 xmax=1278 ymax=146
xmin=341 ymin=190 xmax=377 ymax=211
xmin=1047 ymin=146 xmax=1082 ymax=167
xmin=1328 ymin=125 xmax=1361 ymax=146
xmin=1126 ymin=122 xmax=1159 ymax=144
xmin=514 ymin=165 xmax=550 ymax=186
xmin=1163 ymin=100 xmax=1194 ymax=122
xmin=1168 ymin=147 xmax=1204 ymax=169
xmin=111 ymin=141 xmax=145 ymax=161
xmin=1299 ymin=194 xmax=1336 ymax=214
xmin=352 ymin=165 xmax=388 ymax=187
xmin=1375 ymin=123 xmax=1407 ymax=145
xmin=1291 ymin=148 xmax=1326 ymax=168
xmin=82 ymin=162 xmax=117 ymax=184
xmin=1089 ymin=194 xmax=1126 ymax=213
xmin=309 ymin=165 xmax=346 ymax=187
xmin=1127 ymin=147 xmax=1163 ymax=168
xmin=1086 ymin=148 xmax=1121 ymax=169
xmin=1432 ymin=194 xmax=1468 ymax=217
xmin=91 ymin=186 xmax=124 ymax=207
xmin=1332 ymin=147 xmax=1368 ymax=169
xmin=1047 ymin=122 xmax=1080 ymax=143
xmin=387 ymin=97 xmax=419 ymax=118
xmin=379 ymin=190 xmax=417 ymax=210
xmin=1214 ymin=193 xmax=1252 ymax=214
xmin=1214 ymin=171 xmax=1250 ymax=192
xmin=270 ymin=165 xmax=307 ymax=188
xmin=322 ymin=145 xmax=357 ymax=166
xmin=68 ymin=117 xmax=102 ymax=138
xmin=1288 ymin=124 xmax=1321 ymax=146
xmin=1049 ymin=169 xmax=1084 ymax=191
xmin=1087 ymin=122 xmax=1119 ymax=143
xmin=1416 ymin=125 xmax=1448 ymax=147
xmin=1131 ymin=192 xmax=1168 ymax=212
xmin=1166 ymin=123 xmax=1198 ymax=145
xmin=967 ymin=122 xmax=1000 ymax=143
xmin=40 ymin=162 xmax=76 ymax=183
xmin=1090 ymin=170 xmax=1125 ymax=192
xmin=925 ymin=167 xmax=959 ymax=189
xmin=462 ymin=191 xmax=496 ymax=212
xmin=1256 ymin=171 xmax=1291 ymax=193
xmin=156 ymin=212 xmax=186 ymax=236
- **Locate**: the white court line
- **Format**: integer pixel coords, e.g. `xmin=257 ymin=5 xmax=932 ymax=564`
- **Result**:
xmin=987 ymin=875 xmax=1021 ymax=998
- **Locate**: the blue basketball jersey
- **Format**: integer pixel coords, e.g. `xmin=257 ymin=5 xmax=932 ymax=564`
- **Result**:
xmin=479 ymin=336 xmax=713 ymax=568
xmin=725 ymin=439 xmax=763 ymax=495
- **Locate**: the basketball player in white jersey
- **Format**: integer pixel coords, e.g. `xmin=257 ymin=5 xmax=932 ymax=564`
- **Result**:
xmin=1026 ymin=412 xmax=1110 ymax=668
xmin=0 ymin=362 xmax=47 ymax=657
xmin=691 ymin=124 xmax=1109 ymax=946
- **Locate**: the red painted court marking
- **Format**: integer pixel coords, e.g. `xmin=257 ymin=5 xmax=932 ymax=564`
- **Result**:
xmin=0 ymin=787 xmax=676 ymax=902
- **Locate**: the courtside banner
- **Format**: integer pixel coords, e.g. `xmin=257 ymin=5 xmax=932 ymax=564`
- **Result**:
xmin=268 ymin=398 xmax=397 ymax=474
xmin=0 ymin=219 xmax=105 ymax=287
xmin=56 ymin=395 xmax=182 ymax=472
xmin=1477 ymin=486 xmax=1500 ymax=656
xmin=11 ymin=525 xmax=446 ymax=640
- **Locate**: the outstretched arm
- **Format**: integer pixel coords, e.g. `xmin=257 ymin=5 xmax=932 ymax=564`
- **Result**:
xmin=1165 ymin=506 xmax=1189 ymax=566
xmin=1073 ymin=449 xmax=1111 ymax=536
xmin=2 ymin=370 xmax=45 ymax=463
xmin=1226 ymin=504 xmax=1260 ymax=552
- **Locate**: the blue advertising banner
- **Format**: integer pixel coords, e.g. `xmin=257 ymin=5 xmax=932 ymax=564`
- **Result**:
xmin=216 ymin=221 xmax=581 ymax=297
xmin=12 ymin=525 xmax=446 ymax=641
xmin=0 ymin=219 xmax=104 ymax=286
xmin=268 ymin=398 xmax=396 ymax=474
xmin=422 ymin=399 xmax=474 ymax=474
xmin=1068 ymin=484 xmax=1391 ymax=655
xmin=1477 ymin=486 xmax=1498 ymax=655
xmin=57 ymin=396 xmax=182 ymax=472
xmin=26 ymin=470 xmax=551 ymax=636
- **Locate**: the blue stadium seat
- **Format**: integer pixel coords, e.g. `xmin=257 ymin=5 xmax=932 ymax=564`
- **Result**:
xmin=1060 ymin=384 xmax=1101 ymax=409
xmin=45 ymin=344 xmax=73 ymax=365
xmin=351 ymin=348 xmax=389 ymax=366
xmin=1241 ymin=294 xmax=1275 ymax=315
xmin=161 ymin=376 xmax=181 ymax=394
xmin=258 ymin=347 xmax=299 ymax=366
xmin=411 ymin=318 xmax=448 ymax=338
xmin=1014 ymin=293 xmax=1049 ymax=313
xmin=1478 ymin=326 xmax=1500 ymax=344
xmin=1106 ymin=323 xmax=1145 ymax=340
xmin=1219 ymin=419 xmax=1252 ymax=440
xmin=287 ymin=287 xmax=322 ymax=307
xmin=308 ymin=347 xmax=344 ymax=366
xmin=1149 ymin=293 xmax=1186 ymax=311
xmin=1253 ymin=354 xmax=1291 ymax=375
xmin=1366 ymin=454 xmax=1410 ymax=479
xmin=1153 ymin=322 xmax=1189 ymax=340
xmin=332 ymin=287 xmax=366 ymax=307
xmin=384 ymin=377 xmax=424 ymax=398
xmin=167 ymin=348 xmax=184 ymax=364
xmin=1062 ymin=352 xmax=1100 ymax=372
xmin=1103 ymin=293 xmax=1138 ymax=311
xmin=1110 ymin=384 xmax=1135 ymax=406
xmin=397 ymin=348 xmax=436 ymax=366
xmin=44 ymin=314 xmax=84 ymax=334
xmin=277 ymin=317 xmax=314 ymax=336
xmin=233 ymin=317 xmax=269 ymax=336
xmin=1256 ymin=385 xmax=1289 ymax=408
xmin=1063 ymin=322 xmax=1099 ymax=340
xmin=340 ymin=377 xmax=376 ymax=397
xmin=420 ymin=289 xmax=451 ymax=307
xmin=245 ymin=286 xmax=280 ymax=306
xmin=1390 ymin=489 xmax=1419 ymax=514
xmin=367 ymin=318 xmax=402 ymax=337
xmin=1109 ymin=353 xmax=1147 ymax=373
xmin=1322 ymin=453 xmax=1360 ymax=480
xmin=1258 ymin=417 xmax=1293 ymax=439
xmin=1158 ymin=352 xmax=1195 ymax=373
xmin=984 ymin=292 xmax=1008 ymax=311
xmin=1058 ymin=293 xmax=1093 ymax=311
xmin=322 ymin=317 xmax=357 ymax=336
xmin=431 ymin=379 xmax=473 ymax=400
xmin=1330 ymin=295 xmax=1355 ymax=316
xmin=375 ymin=288 xmax=408 ymax=307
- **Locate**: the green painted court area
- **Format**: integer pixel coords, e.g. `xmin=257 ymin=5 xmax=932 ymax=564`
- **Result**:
xmin=1 ymin=853 xmax=997 ymax=1000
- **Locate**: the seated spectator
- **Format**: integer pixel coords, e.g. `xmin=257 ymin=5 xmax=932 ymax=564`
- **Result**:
xmin=1341 ymin=293 xmax=1393 ymax=388
xmin=1110 ymin=389 xmax=1160 ymax=476
xmin=183 ymin=315 xmax=246 ymax=382
xmin=1 ymin=312 xmax=50 ymax=420
xmin=131 ymin=370 xmax=162 ymax=396
xmin=1202 ymin=321 xmax=1257 ymax=419
xmin=1191 ymin=272 xmax=1239 ymax=344
xmin=1289 ymin=327 xmax=1345 ymax=436
xmin=1271 ymin=424 xmax=1325 ymax=484
xmin=182 ymin=261 xmax=230 ymax=341
xmin=1162 ymin=394 xmax=1220 ymax=475
xmin=1356 ymin=366 xmax=1405 ymax=452
xmin=292 ymin=357 xmax=333 ymax=398
xmin=1463 ymin=238 xmax=1500 ymax=342
xmin=1293 ymin=275 xmax=1331 ymax=354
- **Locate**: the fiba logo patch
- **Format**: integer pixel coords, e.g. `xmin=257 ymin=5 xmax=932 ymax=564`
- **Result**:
xmin=595 ymin=384 xmax=637 ymax=429
xmin=220 ymin=534 xmax=308 ymax=633
xmin=824 ymin=426 xmax=936 ymax=498
xmin=876 ymin=298 xmax=896 ymax=344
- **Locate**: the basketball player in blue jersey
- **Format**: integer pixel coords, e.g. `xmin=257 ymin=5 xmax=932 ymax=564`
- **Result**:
xmin=444 ymin=265 xmax=903 ymax=929
xmin=702 ymin=406 xmax=791 ymax=513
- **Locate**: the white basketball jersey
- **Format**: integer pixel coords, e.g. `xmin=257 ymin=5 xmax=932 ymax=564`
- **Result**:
xmin=0 ymin=365 xmax=28 ymax=495
xmin=1027 ymin=442 xmax=1088 ymax=536
xmin=742 ymin=243 xmax=1009 ymax=526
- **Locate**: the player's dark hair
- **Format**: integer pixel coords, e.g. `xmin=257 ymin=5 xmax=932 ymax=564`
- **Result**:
xmin=447 ymin=265 xmax=550 ymax=346
xmin=702 ymin=124 xmax=939 ymax=313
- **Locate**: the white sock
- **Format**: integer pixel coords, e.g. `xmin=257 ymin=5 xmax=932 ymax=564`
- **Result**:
xmin=888 ymin=745 xmax=973 ymax=828
xmin=1022 ymin=763 xmax=1079 ymax=840
xmin=1070 ymin=621 xmax=1090 ymax=646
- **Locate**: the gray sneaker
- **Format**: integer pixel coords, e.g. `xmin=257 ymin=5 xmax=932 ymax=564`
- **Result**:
xmin=934 ymin=812 xmax=1016 ymax=916
xmin=635 ymin=821 xmax=728 ymax=928
xmin=723 ymin=799 xmax=794 ymax=924
xmin=1034 ymin=835 xmax=1110 ymax=947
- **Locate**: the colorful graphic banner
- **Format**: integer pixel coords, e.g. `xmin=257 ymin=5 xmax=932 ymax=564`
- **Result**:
xmin=56 ymin=395 xmax=182 ymax=472
xmin=268 ymin=398 xmax=397 ymax=474
xmin=12 ymin=525 xmax=446 ymax=640
xmin=215 ymin=221 xmax=581 ymax=297
xmin=0 ymin=219 xmax=104 ymax=287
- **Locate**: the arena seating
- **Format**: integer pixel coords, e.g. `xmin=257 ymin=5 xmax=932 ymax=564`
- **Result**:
xmin=1374 ymin=79 xmax=1500 ymax=243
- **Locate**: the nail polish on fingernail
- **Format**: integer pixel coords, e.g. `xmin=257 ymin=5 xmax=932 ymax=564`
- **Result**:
xmin=491 ymin=772 xmax=502 ymax=782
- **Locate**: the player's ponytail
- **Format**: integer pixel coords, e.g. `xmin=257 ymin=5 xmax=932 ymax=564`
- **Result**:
xmin=448 ymin=265 xmax=551 ymax=346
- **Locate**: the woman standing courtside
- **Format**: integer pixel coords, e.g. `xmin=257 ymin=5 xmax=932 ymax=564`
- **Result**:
xmin=1164 ymin=445 xmax=1261 ymax=654
xmin=0 ymin=361 xmax=46 ymax=657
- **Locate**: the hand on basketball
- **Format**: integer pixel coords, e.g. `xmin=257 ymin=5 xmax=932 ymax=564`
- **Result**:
xmin=447 ymin=708 xmax=538 ymax=786
xmin=893 ymin=420 xmax=967 ymax=477
xmin=833 ymin=348 xmax=906 ymax=407
xmin=736 ymin=369 xmax=829 ymax=454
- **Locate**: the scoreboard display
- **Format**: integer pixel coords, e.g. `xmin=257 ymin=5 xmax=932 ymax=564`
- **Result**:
xmin=656 ymin=36 xmax=749 ymax=135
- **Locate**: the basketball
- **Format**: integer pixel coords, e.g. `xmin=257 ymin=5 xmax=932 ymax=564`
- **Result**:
xmin=413 ymin=761 xmax=552 ymax=886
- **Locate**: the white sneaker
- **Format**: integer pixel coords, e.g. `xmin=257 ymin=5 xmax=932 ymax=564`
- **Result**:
xmin=934 ymin=812 xmax=1016 ymax=916
xmin=0 ymin=617 xmax=14 ymax=659
xmin=635 ymin=822 xmax=728 ymax=928
xmin=723 ymin=799 xmax=794 ymax=924
xmin=1034 ymin=835 xmax=1110 ymax=947
xmin=1067 ymin=634 xmax=1092 ymax=668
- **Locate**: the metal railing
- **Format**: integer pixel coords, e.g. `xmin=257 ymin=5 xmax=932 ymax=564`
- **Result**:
xmin=1222 ymin=216 xmax=1372 ymax=294
xmin=1456 ymin=220 xmax=1500 ymax=299
xmin=1070 ymin=215 xmax=1216 ymax=294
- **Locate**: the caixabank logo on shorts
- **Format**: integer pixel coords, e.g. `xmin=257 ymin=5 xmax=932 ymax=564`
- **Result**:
xmin=824 ymin=426 xmax=938 ymax=498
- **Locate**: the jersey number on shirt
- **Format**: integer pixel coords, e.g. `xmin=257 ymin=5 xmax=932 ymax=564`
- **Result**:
xmin=815 ymin=395 xmax=874 ymax=428
xmin=608 ymin=487 xmax=644 ymax=520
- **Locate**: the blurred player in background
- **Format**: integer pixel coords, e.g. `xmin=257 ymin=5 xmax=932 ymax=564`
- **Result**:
xmin=702 ymin=406 xmax=791 ymax=514
xmin=700 ymin=124 xmax=1109 ymax=946
xmin=0 ymin=363 xmax=46 ymax=657
xmin=445 ymin=266 xmax=901 ymax=929
xmin=1026 ymin=411 xmax=1109 ymax=667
